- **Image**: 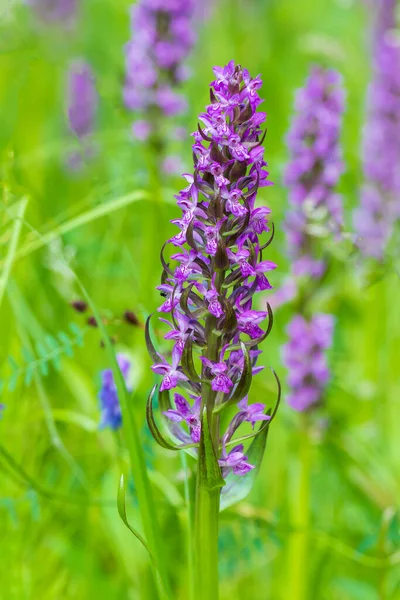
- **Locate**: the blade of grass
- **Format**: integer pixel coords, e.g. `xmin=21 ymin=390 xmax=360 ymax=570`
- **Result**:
xmin=0 ymin=196 xmax=28 ymax=308
xmin=73 ymin=270 xmax=173 ymax=600
xmin=2 ymin=191 xmax=149 ymax=265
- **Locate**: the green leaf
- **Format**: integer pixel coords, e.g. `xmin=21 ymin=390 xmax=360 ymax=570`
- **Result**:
xmin=145 ymin=315 xmax=164 ymax=364
xmin=181 ymin=337 xmax=202 ymax=382
xmin=160 ymin=242 xmax=174 ymax=277
xmin=7 ymin=355 xmax=19 ymax=371
xmin=68 ymin=322 xmax=84 ymax=346
xmin=220 ymin=421 xmax=270 ymax=511
xmin=219 ymin=296 xmax=237 ymax=334
xmin=146 ymin=385 xmax=195 ymax=451
xmin=10 ymin=191 xmax=150 ymax=264
xmin=8 ymin=372 xmax=18 ymax=392
xmin=24 ymin=364 xmax=34 ymax=386
xmin=35 ymin=343 xmax=49 ymax=376
xmin=44 ymin=335 xmax=58 ymax=351
xmin=22 ymin=347 xmax=34 ymax=363
xmin=117 ymin=471 xmax=156 ymax=560
xmin=57 ymin=332 xmax=73 ymax=357
xmin=198 ymin=409 xmax=225 ymax=491
xmin=51 ymin=409 xmax=98 ymax=432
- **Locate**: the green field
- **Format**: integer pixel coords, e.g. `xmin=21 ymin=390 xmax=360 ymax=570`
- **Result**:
xmin=0 ymin=1 xmax=399 ymax=599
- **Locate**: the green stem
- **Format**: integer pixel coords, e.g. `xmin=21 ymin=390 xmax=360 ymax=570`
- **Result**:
xmin=194 ymin=480 xmax=220 ymax=600
xmin=181 ymin=453 xmax=196 ymax=600
xmin=194 ymin=373 xmax=221 ymax=600
xmin=193 ymin=269 xmax=225 ymax=600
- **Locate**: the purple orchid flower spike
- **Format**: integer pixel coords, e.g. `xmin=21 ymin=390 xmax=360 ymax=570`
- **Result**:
xmin=279 ymin=66 xmax=345 ymax=413
xmin=145 ymin=61 xmax=279 ymax=516
xmin=67 ymin=61 xmax=98 ymax=139
xmin=145 ymin=61 xmax=280 ymax=596
xmin=280 ymin=66 xmax=345 ymax=302
xmin=64 ymin=60 xmax=98 ymax=171
xmin=353 ymin=0 xmax=400 ymax=258
xmin=283 ymin=314 xmax=334 ymax=412
xmin=219 ymin=444 xmax=255 ymax=477
xmin=123 ymin=0 xmax=197 ymax=169
xmin=164 ymin=393 xmax=201 ymax=443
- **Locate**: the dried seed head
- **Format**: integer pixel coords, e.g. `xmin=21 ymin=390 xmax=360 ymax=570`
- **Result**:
xmin=123 ymin=310 xmax=140 ymax=326
xmin=87 ymin=316 xmax=98 ymax=327
xmin=70 ymin=300 xmax=88 ymax=313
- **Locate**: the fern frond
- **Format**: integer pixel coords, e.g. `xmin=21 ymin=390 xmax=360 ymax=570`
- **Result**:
xmin=0 ymin=323 xmax=88 ymax=392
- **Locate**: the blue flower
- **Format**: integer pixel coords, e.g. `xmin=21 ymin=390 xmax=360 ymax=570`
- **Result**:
xmin=98 ymin=354 xmax=131 ymax=430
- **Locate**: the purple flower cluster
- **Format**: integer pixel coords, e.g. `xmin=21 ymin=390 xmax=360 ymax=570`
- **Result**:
xmin=353 ymin=0 xmax=400 ymax=258
xmin=284 ymin=67 xmax=345 ymax=278
xmin=282 ymin=314 xmax=334 ymax=412
xmin=65 ymin=61 xmax=98 ymax=170
xmin=98 ymin=354 xmax=131 ymax=430
xmin=123 ymin=0 xmax=196 ymax=143
xmin=148 ymin=61 xmax=276 ymax=477
xmin=281 ymin=68 xmax=343 ymax=412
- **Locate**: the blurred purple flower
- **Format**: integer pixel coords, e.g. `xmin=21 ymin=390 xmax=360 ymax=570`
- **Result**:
xmin=99 ymin=354 xmax=131 ymax=430
xmin=353 ymin=0 xmax=400 ymax=258
xmin=123 ymin=0 xmax=196 ymax=149
xmin=132 ymin=120 xmax=152 ymax=141
xmin=162 ymin=155 xmax=185 ymax=176
xmin=282 ymin=314 xmax=334 ymax=412
xmin=67 ymin=61 xmax=98 ymax=139
xmin=284 ymin=66 xmax=345 ymax=275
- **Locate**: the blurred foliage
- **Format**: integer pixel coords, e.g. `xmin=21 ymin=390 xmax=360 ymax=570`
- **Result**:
xmin=0 ymin=0 xmax=399 ymax=599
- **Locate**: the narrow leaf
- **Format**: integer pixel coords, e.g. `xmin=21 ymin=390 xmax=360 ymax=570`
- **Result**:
xmin=57 ymin=332 xmax=73 ymax=357
xmin=7 ymin=355 xmax=19 ymax=371
xmin=219 ymin=296 xmax=237 ymax=334
xmin=198 ymin=409 xmax=225 ymax=491
xmin=181 ymin=337 xmax=202 ymax=382
xmin=160 ymin=243 xmax=174 ymax=277
xmin=145 ymin=315 xmax=164 ymax=364
xmin=146 ymin=385 xmax=194 ymax=451
xmin=117 ymin=472 xmax=156 ymax=559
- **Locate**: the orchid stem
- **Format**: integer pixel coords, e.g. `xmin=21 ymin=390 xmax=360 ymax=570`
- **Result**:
xmin=194 ymin=478 xmax=220 ymax=600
